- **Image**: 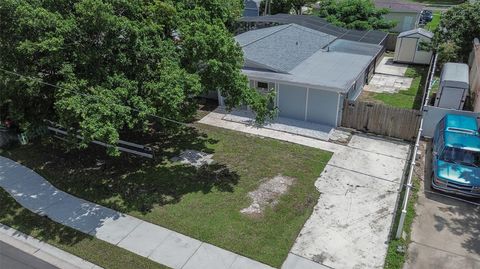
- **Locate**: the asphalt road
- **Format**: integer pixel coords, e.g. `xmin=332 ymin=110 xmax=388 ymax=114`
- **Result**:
xmin=0 ymin=240 xmax=58 ymax=269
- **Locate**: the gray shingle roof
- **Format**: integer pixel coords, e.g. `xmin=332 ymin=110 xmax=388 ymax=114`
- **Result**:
xmin=235 ymin=24 xmax=336 ymax=73
xmin=236 ymin=24 xmax=376 ymax=92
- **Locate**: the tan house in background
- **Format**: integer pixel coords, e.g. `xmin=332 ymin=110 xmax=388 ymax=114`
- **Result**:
xmin=469 ymin=38 xmax=480 ymax=112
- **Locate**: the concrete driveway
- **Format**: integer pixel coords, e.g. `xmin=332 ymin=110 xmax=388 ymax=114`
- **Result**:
xmin=200 ymin=110 xmax=411 ymax=268
xmin=291 ymin=135 xmax=410 ymax=269
xmin=405 ymin=141 xmax=480 ymax=269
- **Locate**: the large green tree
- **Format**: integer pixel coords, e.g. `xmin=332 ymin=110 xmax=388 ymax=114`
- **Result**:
xmin=432 ymin=2 xmax=480 ymax=65
xmin=0 ymin=0 xmax=270 ymax=155
xmin=261 ymin=0 xmax=316 ymax=15
xmin=314 ymin=0 xmax=395 ymax=31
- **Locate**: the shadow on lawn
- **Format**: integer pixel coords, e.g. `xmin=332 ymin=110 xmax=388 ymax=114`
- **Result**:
xmin=0 ymin=190 xmax=88 ymax=246
xmin=7 ymin=126 xmax=239 ymax=214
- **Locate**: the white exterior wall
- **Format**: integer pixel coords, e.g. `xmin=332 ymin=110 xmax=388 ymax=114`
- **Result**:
xmin=394 ymin=33 xmax=433 ymax=65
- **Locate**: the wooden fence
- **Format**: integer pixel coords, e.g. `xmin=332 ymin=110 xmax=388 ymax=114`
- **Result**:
xmin=341 ymin=100 xmax=422 ymax=141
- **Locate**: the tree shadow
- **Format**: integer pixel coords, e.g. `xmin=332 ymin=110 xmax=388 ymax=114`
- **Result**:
xmin=422 ymin=140 xmax=480 ymax=256
xmin=0 ymin=189 xmax=88 ymax=246
xmin=6 ymin=125 xmax=239 ymax=214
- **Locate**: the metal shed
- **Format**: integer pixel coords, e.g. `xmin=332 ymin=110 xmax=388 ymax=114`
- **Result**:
xmin=394 ymin=28 xmax=433 ymax=65
xmin=243 ymin=0 xmax=261 ymax=17
xmin=434 ymin=63 xmax=470 ymax=110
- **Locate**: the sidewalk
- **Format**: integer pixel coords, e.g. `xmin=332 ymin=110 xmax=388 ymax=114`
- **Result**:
xmin=0 ymin=224 xmax=100 ymax=269
xmin=0 ymin=156 xmax=274 ymax=269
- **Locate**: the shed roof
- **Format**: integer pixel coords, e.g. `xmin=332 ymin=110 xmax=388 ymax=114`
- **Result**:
xmin=238 ymin=14 xmax=388 ymax=45
xmin=398 ymin=28 xmax=433 ymax=38
xmin=441 ymin=63 xmax=470 ymax=86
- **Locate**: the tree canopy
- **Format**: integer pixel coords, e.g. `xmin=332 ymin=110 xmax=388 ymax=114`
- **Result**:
xmin=314 ymin=0 xmax=396 ymax=31
xmin=0 ymin=0 xmax=272 ymax=155
xmin=432 ymin=2 xmax=480 ymax=65
xmin=261 ymin=0 xmax=316 ymax=15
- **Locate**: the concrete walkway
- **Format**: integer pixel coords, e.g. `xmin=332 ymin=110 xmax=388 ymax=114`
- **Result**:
xmin=199 ymin=110 xmax=411 ymax=269
xmin=0 ymin=224 xmax=100 ymax=269
xmin=0 ymin=156 xmax=274 ymax=269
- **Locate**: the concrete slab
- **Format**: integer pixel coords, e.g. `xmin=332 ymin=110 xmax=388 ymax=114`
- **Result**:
xmin=89 ymin=214 xmax=142 ymax=245
xmin=61 ymin=203 xmax=121 ymax=235
xmin=281 ymin=253 xmax=330 ymax=269
xmin=364 ymin=74 xmax=413 ymax=94
xmin=199 ymin=108 xmax=343 ymax=153
xmin=405 ymin=242 xmax=480 ymax=269
xmin=328 ymin=146 xmax=406 ymax=183
xmin=375 ymin=57 xmax=408 ymax=76
xmin=291 ymin=167 xmax=399 ymax=269
xmin=230 ymin=255 xmax=276 ymax=269
xmin=40 ymin=197 xmax=86 ymax=224
xmin=348 ymin=134 xmax=411 ymax=159
xmin=118 ymin=221 xmax=172 ymax=257
xmin=148 ymin=232 xmax=202 ymax=269
xmin=223 ymin=109 xmax=333 ymax=141
xmin=182 ymin=243 xmax=237 ymax=269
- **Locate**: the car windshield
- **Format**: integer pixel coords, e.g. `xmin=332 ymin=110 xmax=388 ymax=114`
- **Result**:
xmin=441 ymin=147 xmax=480 ymax=168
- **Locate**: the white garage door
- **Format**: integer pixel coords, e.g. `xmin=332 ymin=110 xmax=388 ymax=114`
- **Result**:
xmin=278 ymin=84 xmax=307 ymax=121
xmin=306 ymin=89 xmax=340 ymax=126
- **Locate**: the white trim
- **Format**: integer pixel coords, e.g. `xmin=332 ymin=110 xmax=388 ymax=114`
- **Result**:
xmin=305 ymin=88 xmax=309 ymax=121
xmin=335 ymin=93 xmax=341 ymax=126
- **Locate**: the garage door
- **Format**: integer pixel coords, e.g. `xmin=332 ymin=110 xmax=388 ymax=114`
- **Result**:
xmin=278 ymin=84 xmax=307 ymax=120
xmin=307 ymin=89 xmax=339 ymax=126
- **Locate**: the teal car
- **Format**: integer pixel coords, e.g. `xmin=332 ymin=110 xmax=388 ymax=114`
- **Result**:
xmin=432 ymin=114 xmax=480 ymax=197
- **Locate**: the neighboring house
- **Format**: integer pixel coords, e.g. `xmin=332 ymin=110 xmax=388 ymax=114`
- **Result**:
xmin=221 ymin=23 xmax=383 ymax=127
xmin=375 ymin=0 xmax=424 ymax=33
xmin=394 ymin=28 xmax=433 ymax=65
xmin=469 ymin=38 xmax=480 ymax=112
xmin=243 ymin=0 xmax=261 ymax=17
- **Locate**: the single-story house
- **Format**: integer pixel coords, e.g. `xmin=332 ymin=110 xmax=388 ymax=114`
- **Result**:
xmin=375 ymin=1 xmax=424 ymax=33
xmin=220 ymin=23 xmax=383 ymax=127
xmin=394 ymin=28 xmax=433 ymax=64
xmin=469 ymin=38 xmax=480 ymax=112
xmin=243 ymin=0 xmax=261 ymax=17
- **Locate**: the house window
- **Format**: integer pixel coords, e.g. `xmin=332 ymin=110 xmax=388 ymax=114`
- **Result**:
xmin=257 ymin=82 xmax=269 ymax=89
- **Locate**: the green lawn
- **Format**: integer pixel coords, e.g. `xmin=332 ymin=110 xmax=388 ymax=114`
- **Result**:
xmin=0 ymin=189 xmax=168 ymax=269
xmin=1 ymin=123 xmax=332 ymax=268
xmin=425 ymin=11 xmax=442 ymax=32
xmin=362 ymin=66 xmax=429 ymax=110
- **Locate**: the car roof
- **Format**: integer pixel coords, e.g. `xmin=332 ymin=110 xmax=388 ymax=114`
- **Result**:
xmin=444 ymin=114 xmax=479 ymax=134
xmin=442 ymin=115 xmax=480 ymax=152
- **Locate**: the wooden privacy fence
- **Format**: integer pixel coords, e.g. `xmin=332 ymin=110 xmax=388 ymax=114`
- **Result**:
xmin=341 ymin=100 xmax=422 ymax=141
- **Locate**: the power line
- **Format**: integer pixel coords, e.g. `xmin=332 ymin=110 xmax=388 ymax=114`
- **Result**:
xmin=0 ymin=67 xmax=193 ymax=127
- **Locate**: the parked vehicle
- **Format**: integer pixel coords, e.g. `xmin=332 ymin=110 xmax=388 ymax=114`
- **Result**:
xmin=421 ymin=10 xmax=433 ymax=23
xmin=432 ymin=114 xmax=480 ymax=197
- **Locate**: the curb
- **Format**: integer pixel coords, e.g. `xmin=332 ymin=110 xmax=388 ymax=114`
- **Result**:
xmin=0 ymin=223 xmax=102 ymax=269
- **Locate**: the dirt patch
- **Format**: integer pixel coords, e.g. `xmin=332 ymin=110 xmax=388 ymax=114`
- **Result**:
xmin=240 ymin=174 xmax=296 ymax=216
xmin=171 ymin=150 xmax=214 ymax=168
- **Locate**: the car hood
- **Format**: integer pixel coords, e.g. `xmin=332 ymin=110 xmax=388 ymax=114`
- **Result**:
xmin=437 ymin=160 xmax=480 ymax=186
